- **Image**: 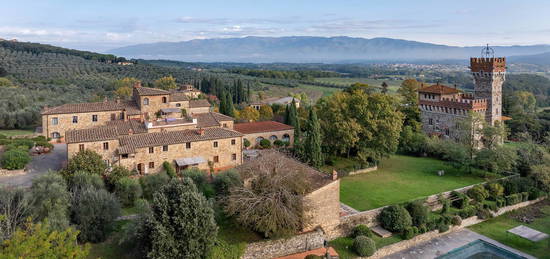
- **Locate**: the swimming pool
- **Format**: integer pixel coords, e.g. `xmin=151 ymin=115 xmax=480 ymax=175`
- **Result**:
xmin=436 ymin=239 xmax=528 ymax=259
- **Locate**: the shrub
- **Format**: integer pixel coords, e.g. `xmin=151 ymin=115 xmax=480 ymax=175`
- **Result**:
xmin=115 ymin=177 xmax=143 ymax=207
xmin=139 ymin=172 xmax=170 ymax=200
xmin=105 ymin=166 xmax=132 ymax=191
xmin=379 ymin=205 xmax=412 ymax=233
xmin=451 ymin=215 xmax=462 ymax=226
xmin=273 ymin=139 xmax=284 ymax=148
xmin=467 ymin=185 xmax=489 ymax=203
xmin=438 ymin=223 xmax=449 ymax=233
xmin=11 ymin=139 xmax=34 ymax=150
xmin=351 ymin=224 xmax=373 ymax=238
xmin=440 ymin=214 xmax=452 ymax=226
xmin=451 ymin=191 xmax=468 ymax=209
xmin=35 ymin=140 xmax=54 ymax=150
xmin=476 ymin=208 xmax=492 ymax=220
xmin=243 ymin=138 xmax=251 ymax=148
xmin=418 ymin=224 xmax=428 ymax=234
xmin=71 ymin=187 xmax=121 ymax=242
xmin=406 ymin=200 xmax=429 ymax=227
xmin=440 ymin=197 xmax=451 ymax=214
xmin=402 ymin=226 xmax=418 ymax=240
xmin=505 ymin=194 xmax=522 ymax=206
xmin=485 ymin=183 xmax=504 ymax=199
xmin=352 ymin=236 xmax=376 ymax=257
xmin=69 ymin=171 xmax=105 ymax=192
xmin=458 ymin=206 xmax=477 ymax=219
xmin=1 ymin=149 xmax=31 ymax=170
xmin=63 ymin=150 xmax=107 ymax=179
xmin=528 ymin=187 xmax=544 ymax=200
xmin=213 ymin=169 xmax=242 ymax=196
xmin=496 ymin=198 xmax=506 ymax=208
xmin=482 ymin=201 xmax=497 ymax=211
xmin=259 ymin=139 xmax=271 ymax=149
xmin=520 ymin=192 xmax=529 ymax=202
xmin=162 ymin=161 xmax=176 ymax=178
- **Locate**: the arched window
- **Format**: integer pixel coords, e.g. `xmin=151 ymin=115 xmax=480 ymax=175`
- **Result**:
xmin=255 ymin=136 xmax=264 ymax=143
xmin=269 ymin=135 xmax=278 ymax=141
xmin=162 ymin=97 xmax=167 ymax=103
xmin=143 ymin=98 xmax=149 ymax=106
xmin=51 ymin=132 xmax=61 ymax=139
xmin=282 ymin=134 xmax=290 ymax=142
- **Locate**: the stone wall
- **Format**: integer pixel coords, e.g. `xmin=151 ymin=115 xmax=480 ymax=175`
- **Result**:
xmin=241 ymin=229 xmax=325 ymax=259
xmin=302 ymin=180 xmax=341 ymax=233
xmin=348 ymin=166 xmax=378 ymax=176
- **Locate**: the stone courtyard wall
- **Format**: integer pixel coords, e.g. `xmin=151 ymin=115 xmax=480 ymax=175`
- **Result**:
xmin=241 ymin=228 xmax=325 ymax=259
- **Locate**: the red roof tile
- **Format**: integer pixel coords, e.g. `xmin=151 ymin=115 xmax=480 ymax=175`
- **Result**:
xmin=234 ymin=121 xmax=293 ymax=134
xmin=418 ymin=84 xmax=460 ymax=95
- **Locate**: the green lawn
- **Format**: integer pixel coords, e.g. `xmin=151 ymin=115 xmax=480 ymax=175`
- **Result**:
xmin=469 ymin=200 xmax=550 ymax=259
xmin=87 ymin=220 xmax=134 ymax=259
xmin=0 ymin=129 xmax=35 ymax=137
xmin=340 ymin=155 xmax=485 ymax=211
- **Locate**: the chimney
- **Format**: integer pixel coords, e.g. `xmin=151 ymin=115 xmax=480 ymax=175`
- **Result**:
xmin=332 ymin=170 xmax=338 ymax=180
xmin=133 ymin=81 xmax=142 ymax=88
xmin=197 ymin=128 xmax=205 ymax=136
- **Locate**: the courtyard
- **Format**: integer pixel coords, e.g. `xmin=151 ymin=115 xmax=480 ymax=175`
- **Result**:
xmin=339 ymin=155 xmax=487 ymax=211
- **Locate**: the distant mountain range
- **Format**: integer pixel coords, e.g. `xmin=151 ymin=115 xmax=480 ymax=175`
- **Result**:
xmin=108 ymin=36 xmax=550 ymax=63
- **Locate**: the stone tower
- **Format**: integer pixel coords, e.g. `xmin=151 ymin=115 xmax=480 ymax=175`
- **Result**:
xmin=470 ymin=45 xmax=506 ymax=125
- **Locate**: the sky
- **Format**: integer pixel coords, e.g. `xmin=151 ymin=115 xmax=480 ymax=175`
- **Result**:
xmin=2 ymin=0 xmax=550 ymax=52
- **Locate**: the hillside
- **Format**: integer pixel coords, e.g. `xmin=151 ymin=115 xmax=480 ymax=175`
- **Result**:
xmin=109 ymin=36 xmax=550 ymax=63
xmin=0 ymin=41 xmax=251 ymax=129
xmin=509 ymin=52 xmax=550 ymax=65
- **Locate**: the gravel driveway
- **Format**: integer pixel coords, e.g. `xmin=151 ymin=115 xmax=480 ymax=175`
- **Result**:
xmin=0 ymin=144 xmax=67 ymax=188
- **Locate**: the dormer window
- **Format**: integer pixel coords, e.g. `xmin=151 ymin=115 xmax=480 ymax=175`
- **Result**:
xmin=143 ymin=98 xmax=149 ymax=106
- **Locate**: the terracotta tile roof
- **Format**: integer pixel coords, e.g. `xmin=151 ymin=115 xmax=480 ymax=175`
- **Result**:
xmin=117 ymin=128 xmax=242 ymax=154
xmin=189 ymin=99 xmax=211 ymax=108
xmin=105 ymin=120 xmax=148 ymax=135
xmin=418 ymin=84 xmax=460 ymax=95
xmin=170 ymin=91 xmax=190 ymax=102
xmin=134 ymin=86 xmax=170 ymax=96
xmin=42 ymin=100 xmax=139 ymax=115
xmin=194 ymin=112 xmax=234 ymax=128
xmin=66 ymin=127 xmax=119 ymax=143
xmin=234 ymin=121 xmax=293 ymax=134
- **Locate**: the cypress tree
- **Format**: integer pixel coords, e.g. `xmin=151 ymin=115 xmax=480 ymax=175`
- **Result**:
xmin=303 ymin=107 xmax=323 ymax=168
xmin=288 ymin=99 xmax=302 ymax=156
xmin=226 ymin=92 xmax=235 ymax=117
xmin=219 ymin=91 xmax=227 ymax=115
xmin=284 ymin=104 xmax=290 ymax=125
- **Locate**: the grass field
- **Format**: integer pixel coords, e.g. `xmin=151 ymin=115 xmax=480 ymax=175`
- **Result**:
xmin=0 ymin=129 xmax=35 ymax=137
xmin=315 ymin=77 xmax=403 ymax=93
xmin=469 ymin=200 xmax=550 ymax=259
xmin=340 ymin=155 xmax=485 ymax=211
xmin=255 ymin=82 xmax=341 ymax=103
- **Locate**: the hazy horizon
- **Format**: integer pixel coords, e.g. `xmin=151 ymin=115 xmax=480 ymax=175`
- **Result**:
xmin=2 ymin=0 xmax=550 ymax=53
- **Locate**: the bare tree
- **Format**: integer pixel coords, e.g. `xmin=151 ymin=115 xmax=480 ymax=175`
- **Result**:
xmin=225 ymin=152 xmax=312 ymax=238
xmin=0 ymin=187 xmax=35 ymax=241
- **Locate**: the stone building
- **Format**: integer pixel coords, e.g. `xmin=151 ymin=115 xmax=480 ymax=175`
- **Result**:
xmin=45 ymin=82 xmax=245 ymax=174
xmin=234 ymin=121 xmax=294 ymax=147
xmin=419 ymin=48 xmax=506 ymax=139
xmin=41 ymin=82 xmax=211 ymax=140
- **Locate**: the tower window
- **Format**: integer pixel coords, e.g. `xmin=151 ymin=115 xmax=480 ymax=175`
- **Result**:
xmin=92 ymin=114 xmax=98 ymax=122
xmin=72 ymin=116 xmax=78 ymax=123
xmin=103 ymin=142 xmax=109 ymax=150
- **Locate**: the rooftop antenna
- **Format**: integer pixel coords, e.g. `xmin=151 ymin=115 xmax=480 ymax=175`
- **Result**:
xmin=481 ymin=44 xmax=495 ymax=58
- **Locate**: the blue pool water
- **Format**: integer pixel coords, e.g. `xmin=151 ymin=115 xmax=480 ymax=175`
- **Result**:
xmin=436 ymin=239 xmax=528 ymax=259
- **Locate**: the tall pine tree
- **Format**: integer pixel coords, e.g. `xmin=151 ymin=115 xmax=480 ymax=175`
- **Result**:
xmin=303 ymin=107 xmax=323 ymax=168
